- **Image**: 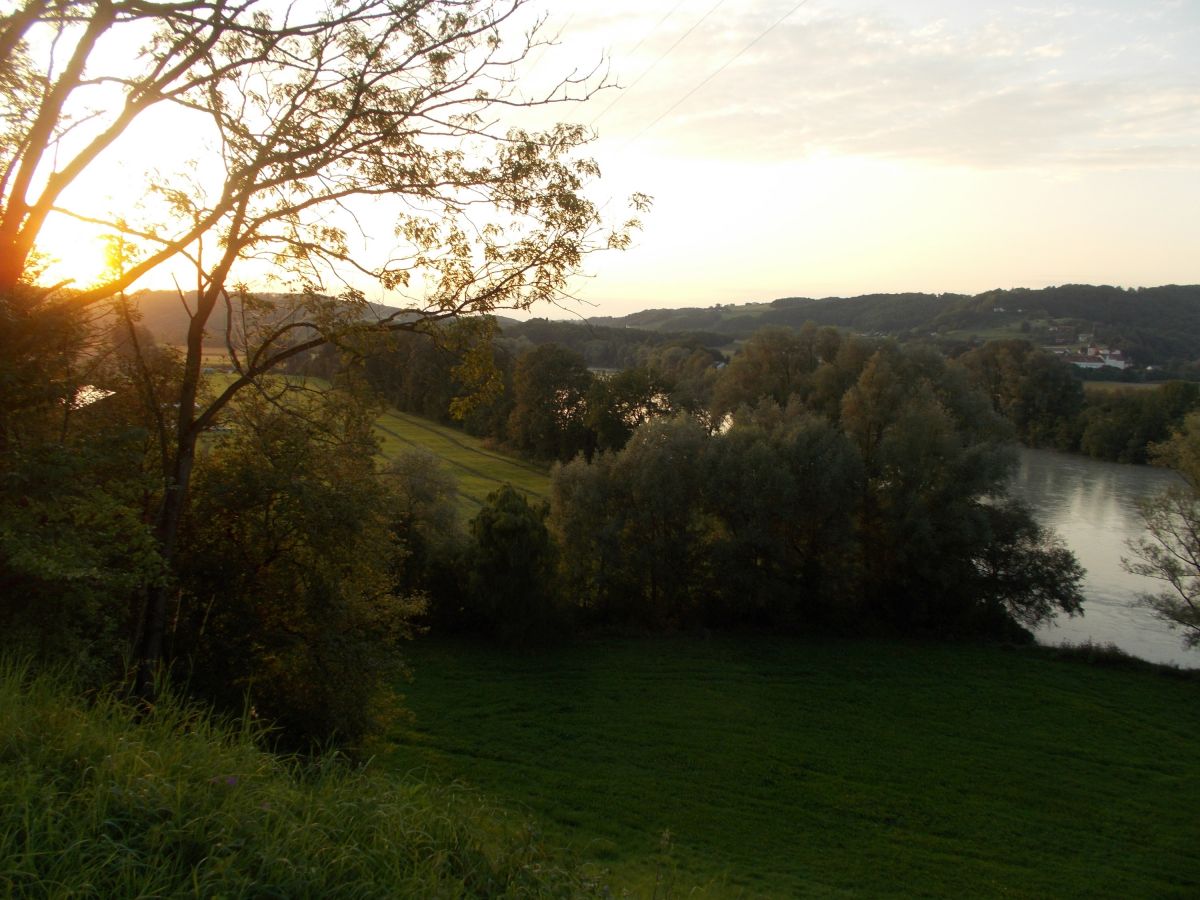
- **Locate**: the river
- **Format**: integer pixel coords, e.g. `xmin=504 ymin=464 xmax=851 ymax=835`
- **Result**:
xmin=1008 ymin=447 xmax=1198 ymax=668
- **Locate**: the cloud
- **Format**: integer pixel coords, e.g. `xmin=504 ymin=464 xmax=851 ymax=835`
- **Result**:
xmin=580 ymin=0 xmax=1200 ymax=169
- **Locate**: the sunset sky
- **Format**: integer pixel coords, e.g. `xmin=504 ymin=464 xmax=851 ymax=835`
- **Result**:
xmin=542 ymin=0 xmax=1200 ymax=315
xmin=36 ymin=0 xmax=1200 ymax=318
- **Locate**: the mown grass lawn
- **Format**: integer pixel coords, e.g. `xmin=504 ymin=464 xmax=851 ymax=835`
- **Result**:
xmin=387 ymin=636 xmax=1200 ymax=898
xmin=373 ymin=408 xmax=550 ymax=509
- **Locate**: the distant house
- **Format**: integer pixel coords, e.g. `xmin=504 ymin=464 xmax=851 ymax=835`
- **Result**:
xmin=1066 ymin=346 xmax=1131 ymax=371
xmin=1101 ymin=349 xmax=1130 ymax=370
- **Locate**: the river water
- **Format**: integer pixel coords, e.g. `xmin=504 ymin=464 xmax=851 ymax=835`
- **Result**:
xmin=1008 ymin=448 xmax=1198 ymax=668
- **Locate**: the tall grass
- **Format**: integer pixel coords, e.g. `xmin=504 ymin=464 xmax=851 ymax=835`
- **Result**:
xmin=0 ymin=660 xmax=599 ymax=897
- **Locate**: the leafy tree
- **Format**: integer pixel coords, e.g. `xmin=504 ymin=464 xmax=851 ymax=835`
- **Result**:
xmin=701 ymin=404 xmax=862 ymax=628
xmin=548 ymin=450 xmax=626 ymax=620
xmin=2 ymin=0 xmax=646 ymax=694
xmin=0 ymin=280 xmax=169 ymax=676
xmin=955 ymin=339 xmax=1084 ymax=448
xmin=383 ymin=448 xmax=463 ymax=590
xmin=586 ymin=366 xmax=675 ymax=452
xmin=839 ymin=347 xmax=1079 ymax=634
xmin=506 ymin=343 xmax=594 ymax=461
xmin=711 ymin=324 xmax=833 ymax=419
xmin=176 ymin=389 xmax=420 ymax=746
xmin=1077 ymin=382 xmax=1200 ymax=464
xmin=551 ymin=416 xmax=711 ymax=628
xmin=466 ymin=484 xmax=561 ymax=644
xmin=973 ymin=502 xmax=1084 ymax=635
xmin=1124 ymin=413 xmax=1200 ymax=648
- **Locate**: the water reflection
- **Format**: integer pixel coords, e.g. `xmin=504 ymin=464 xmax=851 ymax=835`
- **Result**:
xmin=1009 ymin=448 xmax=1197 ymax=668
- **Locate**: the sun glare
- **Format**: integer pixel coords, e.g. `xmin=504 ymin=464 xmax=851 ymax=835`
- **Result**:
xmin=34 ymin=213 xmax=111 ymax=290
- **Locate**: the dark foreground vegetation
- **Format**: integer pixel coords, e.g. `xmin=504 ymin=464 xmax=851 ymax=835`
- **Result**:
xmin=0 ymin=661 xmax=596 ymax=897
xmin=392 ymin=636 xmax=1200 ymax=898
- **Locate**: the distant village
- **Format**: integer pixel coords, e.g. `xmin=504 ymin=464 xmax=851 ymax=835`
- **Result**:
xmin=1055 ymin=342 xmax=1132 ymax=371
xmin=990 ymin=308 xmax=1135 ymax=372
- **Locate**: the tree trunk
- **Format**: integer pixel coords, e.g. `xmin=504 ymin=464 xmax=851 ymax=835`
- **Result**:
xmin=132 ymin=438 xmax=197 ymax=702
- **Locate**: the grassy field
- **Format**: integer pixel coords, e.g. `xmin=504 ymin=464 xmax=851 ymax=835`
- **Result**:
xmin=0 ymin=661 xmax=593 ymax=897
xmin=202 ymin=372 xmax=549 ymax=509
xmin=373 ymin=408 xmax=550 ymax=509
xmin=388 ymin=636 xmax=1200 ymax=898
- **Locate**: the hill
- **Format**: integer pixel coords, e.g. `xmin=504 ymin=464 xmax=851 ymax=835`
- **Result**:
xmin=132 ymin=283 xmax=1200 ymax=371
xmin=586 ymin=284 xmax=1200 ymax=368
xmin=126 ymin=289 xmax=522 ymax=348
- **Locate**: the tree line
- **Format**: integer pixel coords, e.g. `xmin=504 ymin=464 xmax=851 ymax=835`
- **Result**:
xmin=311 ymin=319 xmax=1200 ymax=468
xmin=955 ymin=339 xmax=1200 ymax=464
xmin=594 ymin=284 xmax=1200 ymax=373
xmin=346 ymin=325 xmax=1086 ymax=646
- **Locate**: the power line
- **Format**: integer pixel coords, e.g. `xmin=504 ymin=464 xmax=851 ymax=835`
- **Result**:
xmin=590 ymin=0 xmax=731 ymax=127
xmin=624 ymin=0 xmax=691 ymax=58
xmin=627 ymin=0 xmax=813 ymax=145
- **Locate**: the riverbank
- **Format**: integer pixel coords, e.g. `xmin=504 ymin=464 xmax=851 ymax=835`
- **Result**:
xmin=388 ymin=635 xmax=1200 ymax=897
xmin=1011 ymin=447 xmax=1199 ymax=667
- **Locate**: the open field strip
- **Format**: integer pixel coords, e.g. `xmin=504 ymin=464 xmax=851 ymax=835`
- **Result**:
xmin=202 ymin=371 xmax=548 ymax=508
xmin=1082 ymin=381 xmax=1163 ymax=395
xmin=389 ymin=636 xmax=1200 ymax=898
xmin=373 ymin=408 xmax=550 ymax=508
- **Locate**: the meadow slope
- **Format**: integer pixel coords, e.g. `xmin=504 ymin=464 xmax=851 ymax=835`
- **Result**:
xmin=373 ymin=408 xmax=549 ymax=508
xmin=389 ymin=637 xmax=1200 ymax=898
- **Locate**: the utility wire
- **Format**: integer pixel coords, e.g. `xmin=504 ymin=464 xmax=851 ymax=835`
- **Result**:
xmin=627 ymin=0 xmax=813 ymax=145
xmin=590 ymin=0 xmax=731 ymax=126
xmin=624 ymin=0 xmax=691 ymax=58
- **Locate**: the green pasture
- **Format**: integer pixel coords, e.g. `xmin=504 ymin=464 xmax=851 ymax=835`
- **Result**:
xmin=201 ymin=372 xmax=549 ymax=509
xmin=373 ymin=408 xmax=549 ymax=509
xmin=389 ymin=637 xmax=1200 ymax=898
xmin=0 ymin=662 xmax=590 ymax=897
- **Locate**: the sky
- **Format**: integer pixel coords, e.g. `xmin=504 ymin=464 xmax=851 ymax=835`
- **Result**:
xmin=34 ymin=0 xmax=1200 ymax=318
xmin=531 ymin=0 xmax=1200 ymax=316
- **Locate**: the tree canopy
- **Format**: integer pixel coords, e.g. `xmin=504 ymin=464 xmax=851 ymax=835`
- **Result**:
xmin=1 ymin=0 xmax=645 ymax=705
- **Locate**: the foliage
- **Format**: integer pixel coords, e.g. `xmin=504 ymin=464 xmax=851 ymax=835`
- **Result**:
xmin=176 ymin=390 xmax=421 ymax=748
xmin=552 ymin=417 xmax=713 ymax=629
xmin=701 ymin=405 xmax=863 ymax=628
xmin=1125 ymin=412 xmax=1200 ymax=648
xmin=0 ymin=660 xmax=601 ymax=897
xmin=585 ymin=365 xmax=676 ymax=453
xmin=0 ymin=290 xmax=168 ymax=678
xmin=0 ymin=440 xmax=162 ymax=679
xmin=506 ymin=343 xmax=594 ymax=461
xmin=550 ymin=335 xmax=1083 ymax=638
xmin=2 ymin=0 xmax=644 ymax=697
xmin=1076 ymin=380 xmax=1200 ymax=463
xmin=604 ymin=285 xmax=1200 ymax=370
xmin=955 ymin=339 xmax=1084 ymax=448
xmin=466 ymin=485 xmax=562 ymax=644
xmin=711 ymin=323 xmax=839 ymax=419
